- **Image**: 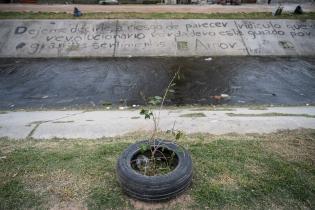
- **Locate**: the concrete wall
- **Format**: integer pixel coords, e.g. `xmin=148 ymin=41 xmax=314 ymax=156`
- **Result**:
xmin=0 ymin=19 xmax=314 ymax=57
xmin=257 ymin=0 xmax=314 ymax=3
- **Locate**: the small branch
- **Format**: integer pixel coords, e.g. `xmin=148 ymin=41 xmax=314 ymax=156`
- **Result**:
xmin=172 ymin=120 xmax=176 ymax=133
xmin=156 ymin=67 xmax=181 ymax=131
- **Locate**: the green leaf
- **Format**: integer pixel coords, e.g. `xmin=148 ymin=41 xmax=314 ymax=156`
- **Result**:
xmin=140 ymin=109 xmax=147 ymax=115
xmin=175 ymin=131 xmax=183 ymax=140
xmin=102 ymin=102 xmax=112 ymax=106
xmin=140 ymin=109 xmax=152 ymax=119
xmin=148 ymin=100 xmax=157 ymax=105
xmin=140 ymin=144 xmax=150 ymax=153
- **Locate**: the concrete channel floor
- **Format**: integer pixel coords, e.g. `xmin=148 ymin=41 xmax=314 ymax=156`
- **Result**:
xmin=0 ymin=106 xmax=314 ymax=139
xmin=0 ymin=3 xmax=314 ymax=14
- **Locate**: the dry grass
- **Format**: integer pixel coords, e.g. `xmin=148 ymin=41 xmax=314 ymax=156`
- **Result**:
xmin=262 ymin=129 xmax=315 ymax=164
xmin=1 ymin=129 xmax=315 ymax=209
xmin=179 ymin=112 xmax=206 ymax=118
xmin=226 ymin=112 xmax=315 ymax=118
xmin=129 ymin=194 xmax=193 ymax=210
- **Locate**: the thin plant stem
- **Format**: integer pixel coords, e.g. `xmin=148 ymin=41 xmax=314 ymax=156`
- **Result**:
xmin=156 ymin=67 xmax=181 ymax=132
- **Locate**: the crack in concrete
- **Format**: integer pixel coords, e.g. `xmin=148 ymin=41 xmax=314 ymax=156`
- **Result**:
xmin=113 ymin=20 xmax=119 ymax=57
xmin=25 ymin=111 xmax=85 ymax=138
xmin=234 ymin=20 xmax=250 ymax=56
xmin=26 ymin=123 xmax=41 ymax=139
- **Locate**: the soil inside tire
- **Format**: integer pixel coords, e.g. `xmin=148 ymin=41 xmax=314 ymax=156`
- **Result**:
xmin=130 ymin=146 xmax=179 ymax=176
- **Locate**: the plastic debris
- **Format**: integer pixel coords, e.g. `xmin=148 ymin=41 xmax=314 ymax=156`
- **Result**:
xmin=211 ymin=94 xmax=231 ymax=102
xmin=204 ymin=57 xmax=212 ymax=61
xmin=136 ymin=155 xmax=149 ymax=169
xmin=119 ymin=106 xmax=128 ymax=110
xmin=294 ymin=5 xmax=303 ymax=14
xmin=273 ymin=6 xmax=283 ymax=16
xmin=211 ymin=95 xmax=222 ymax=100
xmin=73 ymin=7 xmax=82 ymax=17
xmin=220 ymin=94 xmax=230 ymax=98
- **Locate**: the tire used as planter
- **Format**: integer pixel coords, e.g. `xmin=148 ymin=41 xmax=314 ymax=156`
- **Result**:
xmin=116 ymin=139 xmax=193 ymax=201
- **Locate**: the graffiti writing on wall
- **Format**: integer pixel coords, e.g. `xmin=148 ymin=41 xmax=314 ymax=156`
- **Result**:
xmin=0 ymin=20 xmax=314 ymax=57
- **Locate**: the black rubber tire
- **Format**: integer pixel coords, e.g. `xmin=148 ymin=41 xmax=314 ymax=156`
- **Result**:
xmin=116 ymin=139 xmax=193 ymax=201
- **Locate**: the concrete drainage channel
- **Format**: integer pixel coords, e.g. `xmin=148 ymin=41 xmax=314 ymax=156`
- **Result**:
xmin=0 ymin=19 xmax=315 ymax=109
xmin=1 ymin=17 xmax=315 ymax=207
xmin=0 ymin=56 xmax=315 ymax=109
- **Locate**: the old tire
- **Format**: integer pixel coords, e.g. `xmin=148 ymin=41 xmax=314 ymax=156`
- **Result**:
xmin=116 ymin=139 xmax=193 ymax=201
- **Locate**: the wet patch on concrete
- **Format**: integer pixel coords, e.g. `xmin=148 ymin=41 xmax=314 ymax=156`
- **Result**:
xmin=0 ymin=57 xmax=314 ymax=109
xmin=52 ymin=120 xmax=75 ymax=124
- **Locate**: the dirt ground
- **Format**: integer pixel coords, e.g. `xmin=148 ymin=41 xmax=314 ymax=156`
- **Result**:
xmin=0 ymin=3 xmax=314 ymax=14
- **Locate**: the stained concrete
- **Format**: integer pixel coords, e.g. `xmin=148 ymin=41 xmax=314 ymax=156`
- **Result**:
xmin=0 ymin=107 xmax=314 ymax=139
xmin=0 ymin=19 xmax=314 ymax=57
xmin=1 ymin=57 xmax=315 ymax=109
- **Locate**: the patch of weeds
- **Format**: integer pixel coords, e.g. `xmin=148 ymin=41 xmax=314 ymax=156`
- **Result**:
xmin=248 ymin=106 xmax=268 ymax=110
xmin=0 ymin=141 xmax=130 ymax=209
xmin=262 ymin=129 xmax=315 ymax=163
xmin=87 ymin=182 xmax=126 ymax=210
xmin=0 ymin=111 xmax=7 ymax=114
xmin=190 ymin=136 xmax=315 ymax=209
xmin=66 ymin=44 xmax=80 ymax=51
xmin=0 ymin=130 xmax=315 ymax=209
xmin=213 ymin=108 xmax=235 ymax=111
xmin=131 ymin=116 xmax=140 ymax=119
xmin=102 ymin=102 xmax=112 ymax=106
xmin=190 ymin=107 xmax=235 ymax=111
xmin=179 ymin=112 xmax=206 ymax=118
xmin=0 ymin=180 xmax=42 ymax=210
xmin=227 ymin=112 xmax=315 ymax=118
xmin=52 ymin=120 xmax=75 ymax=124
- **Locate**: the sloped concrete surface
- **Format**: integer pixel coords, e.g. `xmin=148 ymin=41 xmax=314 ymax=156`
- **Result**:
xmin=1 ymin=57 xmax=314 ymax=109
xmin=0 ymin=19 xmax=314 ymax=57
xmin=0 ymin=107 xmax=314 ymax=139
